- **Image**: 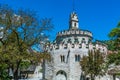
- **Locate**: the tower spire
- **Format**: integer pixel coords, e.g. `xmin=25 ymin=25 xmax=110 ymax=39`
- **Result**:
xmin=72 ymin=0 xmax=75 ymax=11
xmin=69 ymin=0 xmax=79 ymax=30
xmin=72 ymin=0 xmax=75 ymax=12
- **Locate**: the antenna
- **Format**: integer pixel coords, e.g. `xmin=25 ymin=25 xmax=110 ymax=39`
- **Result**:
xmin=72 ymin=0 xmax=75 ymax=12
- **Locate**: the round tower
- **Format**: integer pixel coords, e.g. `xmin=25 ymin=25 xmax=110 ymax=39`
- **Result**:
xmin=44 ymin=12 xmax=108 ymax=80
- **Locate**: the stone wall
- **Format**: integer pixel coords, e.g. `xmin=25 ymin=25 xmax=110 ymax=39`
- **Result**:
xmin=44 ymin=41 xmax=107 ymax=80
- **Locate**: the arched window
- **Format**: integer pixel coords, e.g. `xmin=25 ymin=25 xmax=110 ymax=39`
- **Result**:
xmin=67 ymin=38 xmax=71 ymax=43
xmin=75 ymin=55 xmax=77 ymax=61
xmin=60 ymin=55 xmax=62 ymax=62
xmin=75 ymin=55 xmax=80 ymax=62
xmin=82 ymin=38 xmax=85 ymax=40
xmin=78 ymin=55 xmax=80 ymax=61
xmin=63 ymin=56 xmax=65 ymax=62
xmin=81 ymin=38 xmax=86 ymax=43
xmin=60 ymin=55 xmax=65 ymax=62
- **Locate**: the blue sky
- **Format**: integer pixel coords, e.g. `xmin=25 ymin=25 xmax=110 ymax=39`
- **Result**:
xmin=0 ymin=0 xmax=120 ymax=41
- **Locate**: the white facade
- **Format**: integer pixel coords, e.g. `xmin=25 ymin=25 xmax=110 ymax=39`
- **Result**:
xmin=44 ymin=12 xmax=107 ymax=80
xmin=0 ymin=27 xmax=3 ymax=39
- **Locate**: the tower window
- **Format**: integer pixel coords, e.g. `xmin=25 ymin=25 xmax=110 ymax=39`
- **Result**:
xmin=67 ymin=38 xmax=71 ymax=43
xmin=79 ymin=44 xmax=82 ymax=48
xmin=72 ymin=44 xmax=74 ymax=48
xmin=74 ymin=23 xmax=76 ymax=27
xmin=88 ymin=39 xmax=92 ymax=43
xmin=81 ymin=38 xmax=86 ymax=43
xmin=60 ymin=55 xmax=65 ymax=62
xmin=86 ymin=44 xmax=89 ymax=48
xmin=82 ymin=38 xmax=85 ymax=40
xmin=75 ymin=55 xmax=80 ymax=62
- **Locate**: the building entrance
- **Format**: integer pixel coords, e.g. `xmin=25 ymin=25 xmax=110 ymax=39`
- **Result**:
xmin=56 ymin=70 xmax=67 ymax=80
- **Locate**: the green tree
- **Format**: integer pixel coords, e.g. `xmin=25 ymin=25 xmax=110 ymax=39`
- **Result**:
xmin=108 ymin=22 xmax=120 ymax=51
xmin=107 ymin=22 xmax=120 ymax=65
xmin=80 ymin=50 xmax=105 ymax=80
xmin=0 ymin=4 xmax=53 ymax=80
xmin=107 ymin=52 xmax=120 ymax=66
xmin=106 ymin=22 xmax=120 ymax=80
xmin=103 ymin=40 xmax=116 ymax=51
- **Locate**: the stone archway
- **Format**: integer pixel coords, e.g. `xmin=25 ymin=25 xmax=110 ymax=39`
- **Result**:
xmin=56 ymin=70 xmax=67 ymax=80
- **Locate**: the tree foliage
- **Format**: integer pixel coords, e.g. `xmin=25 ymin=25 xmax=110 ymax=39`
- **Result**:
xmin=0 ymin=4 xmax=53 ymax=80
xmin=80 ymin=50 xmax=105 ymax=80
xmin=107 ymin=22 xmax=120 ymax=66
xmin=106 ymin=22 xmax=120 ymax=79
xmin=107 ymin=52 xmax=120 ymax=66
xmin=108 ymin=22 xmax=120 ymax=51
xmin=103 ymin=40 xmax=116 ymax=51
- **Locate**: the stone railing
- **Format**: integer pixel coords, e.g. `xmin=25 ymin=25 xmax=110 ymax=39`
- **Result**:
xmin=57 ymin=30 xmax=93 ymax=38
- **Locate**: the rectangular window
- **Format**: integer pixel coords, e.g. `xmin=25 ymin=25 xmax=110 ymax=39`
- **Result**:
xmin=60 ymin=55 xmax=65 ymax=62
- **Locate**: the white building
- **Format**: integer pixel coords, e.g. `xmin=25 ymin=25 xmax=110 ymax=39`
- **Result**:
xmin=44 ymin=12 xmax=108 ymax=80
xmin=0 ymin=27 xmax=3 ymax=39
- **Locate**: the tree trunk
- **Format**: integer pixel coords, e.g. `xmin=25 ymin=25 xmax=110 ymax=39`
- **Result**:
xmin=113 ymin=74 xmax=116 ymax=80
xmin=14 ymin=69 xmax=19 ymax=80
xmin=42 ymin=59 xmax=46 ymax=80
xmin=90 ymin=74 xmax=95 ymax=80
xmin=13 ymin=60 xmax=21 ymax=80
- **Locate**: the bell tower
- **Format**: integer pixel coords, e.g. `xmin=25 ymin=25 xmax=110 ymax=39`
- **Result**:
xmin=69 ymin=12 xmax=79 ymax=30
